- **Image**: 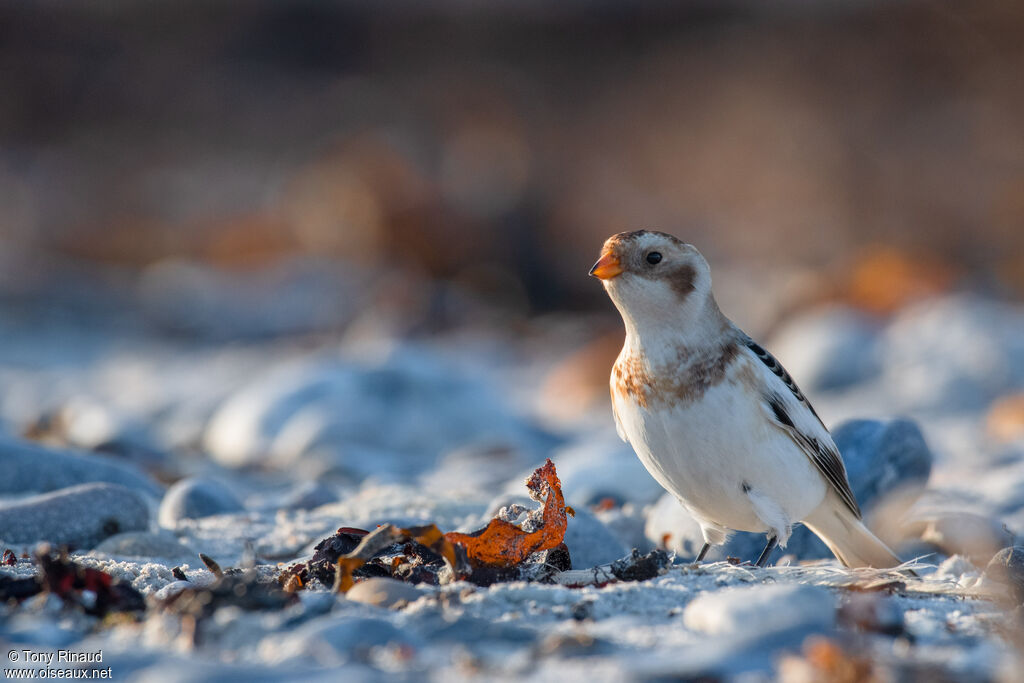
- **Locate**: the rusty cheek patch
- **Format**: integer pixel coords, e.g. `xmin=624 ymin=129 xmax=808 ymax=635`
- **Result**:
xmin=668 ymin=263 xmax=697 ymax=298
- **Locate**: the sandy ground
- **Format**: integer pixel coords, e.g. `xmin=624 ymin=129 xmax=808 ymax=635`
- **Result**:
xmin=2 ymin=264 xmax=1024 ymax=681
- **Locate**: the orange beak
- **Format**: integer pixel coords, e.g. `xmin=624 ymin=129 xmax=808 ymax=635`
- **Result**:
xmin=589 ymin=250 xmax=623 ymax=280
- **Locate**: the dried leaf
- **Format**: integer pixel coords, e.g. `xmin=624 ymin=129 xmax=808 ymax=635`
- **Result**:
xmin=332 ymin=525 xmax=406 ymax=593
xmin=199 ymin=553 xmax=223 ymax=578
xmin=284 ymin=460 xmax=571 ymax=592
xmin=444 ymin=459 xmax=568 ymax=568
xmin=35 ymin=549 xmax=145 ymax=617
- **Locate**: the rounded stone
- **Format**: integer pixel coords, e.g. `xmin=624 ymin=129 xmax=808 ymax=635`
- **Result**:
xmin=0 ymin=434 xmax=162 ymax=497
xmin=158 ymin=477 xmax=245 ymax=528
xmin=92 ymin=531 xmax=197 ymax=563
xmin=984 ymin=546 xmax=1024 ymax=604
xmin=683 ymin=583 xmax=835 ymax=637
xmin=0 ymin=483 xmax=150 ymax=549
xmin=345 ymin=577 xmax=430 ymax=609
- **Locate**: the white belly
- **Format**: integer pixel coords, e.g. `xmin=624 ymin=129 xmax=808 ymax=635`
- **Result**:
xmin=614 ymin=381 xmax=826 ymax=535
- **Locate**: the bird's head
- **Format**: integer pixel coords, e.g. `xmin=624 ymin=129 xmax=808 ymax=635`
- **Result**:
xmin=590 ymin=230 xmax=716 ymax=338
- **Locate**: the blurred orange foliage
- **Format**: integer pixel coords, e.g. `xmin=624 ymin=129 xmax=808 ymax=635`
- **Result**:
xmin=843 ymin=246 xmax=958 ymax=315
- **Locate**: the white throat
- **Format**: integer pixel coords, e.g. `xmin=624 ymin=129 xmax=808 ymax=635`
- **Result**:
xmin=609 ymin=285 xmax=731 ymax=366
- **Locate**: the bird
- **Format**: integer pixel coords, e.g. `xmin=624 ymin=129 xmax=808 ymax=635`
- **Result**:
xmin=589 ymin=230 xmax=901 ymax=568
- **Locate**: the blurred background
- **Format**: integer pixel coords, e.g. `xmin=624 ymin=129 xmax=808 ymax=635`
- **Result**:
xmin=2 ymin=0 xmax=1024 ymax=478
xmin=3 ymin=0 xmax=1024 ymax=319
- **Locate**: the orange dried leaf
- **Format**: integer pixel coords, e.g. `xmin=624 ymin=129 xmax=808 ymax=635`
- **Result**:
xmin=335 ymin=557 xmax=365 ymax=593
xmin=444 ymin=459 xmax=568 ymax=568
xmin=408 ymin=524 xmax=459 ymax=569
xmin=282 ymin=574 xmax=303 ymax=593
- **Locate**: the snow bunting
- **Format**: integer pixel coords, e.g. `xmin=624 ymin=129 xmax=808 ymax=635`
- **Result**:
xmin=590 ymin=230 xmax=901 ymax=568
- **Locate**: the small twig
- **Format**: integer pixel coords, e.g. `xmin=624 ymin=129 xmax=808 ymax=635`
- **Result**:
xmin=199 ymin=553 xmax=223 ymax=579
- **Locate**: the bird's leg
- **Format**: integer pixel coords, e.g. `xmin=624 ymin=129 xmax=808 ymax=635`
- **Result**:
xmin=754 ymin=534 xmax=778 ymax=568
xmin=694 ymin=543 xmax=710 ymax=563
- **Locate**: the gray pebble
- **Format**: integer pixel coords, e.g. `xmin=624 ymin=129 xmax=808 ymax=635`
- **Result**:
xmin=984 ymin=546 xmax=1024 ymax=603
xmin=833 ymin=418 xmax=932 ymax=503
xmin=266 ymin=615 xmax=421 ymax=665
xmin=158 ymin=477 xmax=245 ymax=528
xmin=683 ymin=583 xmax=835 ymax=636
xmin=768 ymin=306 xmax=881 ymax=391
xmin=0 ymin=483 xmax=149 ymax=549
xmin=346 ymin=577 xmax=430 ymax=609
xmin=277 ymin=481 xmax=337 ymax=510
xmin=0 ymin=434 xmax=162 ymax=497
xmin=561 ymin=507 xmax=629 ymax=569
xmin=92 ymin=531 xmax=197 ymax=563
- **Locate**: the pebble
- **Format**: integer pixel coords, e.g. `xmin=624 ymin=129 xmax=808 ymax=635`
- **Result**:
xmin=345 ymin=577 xmax=431 ymax=609
xmin=0 ymin=483 xmax=149 ymax=548
xmin=832 ymin=418 xmax=932 ymax=504
xmin=92 ymin=531 xmax=198 ymax=564
xmin=202 ymin=349 xmax=558 ymax=481
xmin=560 ymin=506 xmax=629 ymax=569
xmin=644 ymin=493 xmax=707 ymax=558
xmin=767 ymin=305 xmax=881 ymax=391
xmin=261 ymin=615 xmax=421 ymax=666
xmin=683 ymin=583 xmax=835 ymax=637
xmin=983 ymin=546 xmax=1024 ymax=603
xmin=158 ymin=477 xmax=245 ymax=528
xmin=0 ymin=434 xmax=162 ymax=497
xmin=276 ymin=481 xmax=338 ymax=510
xmin=915 ymin=511 xmax=1013 ymax=566
xmin=880 ymin=296 xmax=1024 ymax=411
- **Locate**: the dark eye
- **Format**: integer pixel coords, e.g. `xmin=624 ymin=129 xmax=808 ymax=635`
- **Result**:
xmin=646 ymin=251 xmax=662 ymax=265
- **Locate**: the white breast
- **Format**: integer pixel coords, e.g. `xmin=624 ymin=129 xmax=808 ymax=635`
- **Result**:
xmin=612 ymin=356 xmax=827 ymax=539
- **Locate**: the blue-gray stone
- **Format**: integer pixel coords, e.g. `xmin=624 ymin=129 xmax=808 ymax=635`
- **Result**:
xmin=277 ymin=481 xmax=338 ymax=510
xmin=158 ymin=477 xmax=245 ymax=528
xmin=562 ymin=507 xmax=630 ymax=569
xmin=273 ymin=615 xmax=421 ymax=663
xmin=0 ymin=483 xmax=150 ymax=549
xmin=0 ymin=434 xmax=162 ymax=498
xmin=92 ymin=531 xmax=197 ymax=563
xmin=984 ymin=546 xmax=1024 ymax=603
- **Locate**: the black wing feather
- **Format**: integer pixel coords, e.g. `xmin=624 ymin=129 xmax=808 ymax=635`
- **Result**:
xmin=747 ymin=337 xmax=862 ymax=520
xmin=745 ymin=339 xmax=822 ymax=423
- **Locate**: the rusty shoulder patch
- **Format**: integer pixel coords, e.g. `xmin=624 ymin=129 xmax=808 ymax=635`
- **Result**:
xmin=612 ymin=353 xmax=654 ymax=409
xmin=614 ymin=340 xmax=743 ymax=409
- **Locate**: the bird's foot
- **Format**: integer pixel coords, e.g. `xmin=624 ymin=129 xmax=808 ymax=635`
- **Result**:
xmin=688 ymin=542 xmax=711 ymax=566
xmin=753 ymin=535 xmax=778 ymax=568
